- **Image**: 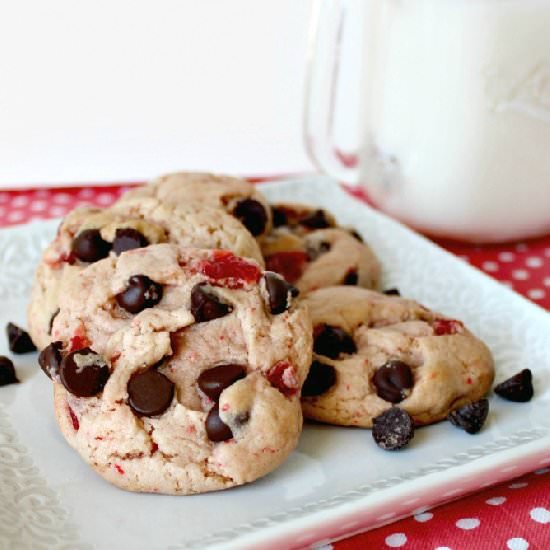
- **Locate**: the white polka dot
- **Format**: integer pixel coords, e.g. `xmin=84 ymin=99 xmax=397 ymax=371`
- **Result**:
xmin=0 ymin=192 xmax=9 ymax=203
xmin=544 ymin=248 xmax=550 ymax=258
xmin=414 ymin=512 xmax=433 ymax=522
xmin=516 ymin=243 xmax=528 ymax=252
xmin=78 ymin=188 xmax=95 ymax=199
xmin=509 ymin=482 xmax=528 ymax=489
xmin=527 ymin=289 xmax=546 ymax=300
xmin=12 ymin=195 xmax=29 ymax=207
xmin=50 ymin=205 xmax=68 ymax=217
xmin=96 ymin=192 xmax=115 ymax=205
xmin=482 ymin=261 xmax=499 ymax=272
xmin=435 ymin=547 xmax=452 ymax=550
xmin=385 ymin=533 xmax=407 ymax=547
xmin=507 ymin=538 xmax=529 ymax=550
xmin=412 ymin=506 xmax=430 ymax=515
xmin=53 ymin=193 xmax=71 ymax=204
xmin=33 ymin=188 xmax=51 ymax=198
xmin=456 ymin=518 xmax=480 ymax=530
xmin=535 ymin=467 xmax=549 ymax=475
xmin=7 ymin=210 xmax=25 ymax=222
xmin=486 ymin=496 xmax=506 ymax=506
xmin=501 ymin=281 xmax=515 ymax=289
xmin=530 ymin=507 xmax=550 ymax=524
xmin=310 ymin=543 xmax=333 ymax=550
xmin=544 ymin=277 xmax=550 ymax=287
xmin=30 ymin=200 xmax=47 ymax=212
xmin=525 ymin=256 xmax=543 ymax=268
xmin=512 ymin=269 xmax=529 ymax=280
xmin=0 ymin=206 xmax=5 ymax=216
xmin=499 ymin=251 xmax=516 ymax=262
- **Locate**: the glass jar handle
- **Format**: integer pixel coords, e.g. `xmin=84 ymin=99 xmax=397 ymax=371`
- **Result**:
xmin=304 ymin=0 xmax=360 ymax=185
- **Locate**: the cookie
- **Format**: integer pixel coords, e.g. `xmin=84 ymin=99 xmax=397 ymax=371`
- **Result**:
xmin=262 ymin=227 xmax=381 ymax=293
xmin=28 ymin=199 xmax=263 ymax=350
xmin=117 ymin=172 xmax=272 ymax=238
xmin=44 ymin=244 xmax=311 ymax=495
xmin=301 ymin=286 xmax=494 ymax=427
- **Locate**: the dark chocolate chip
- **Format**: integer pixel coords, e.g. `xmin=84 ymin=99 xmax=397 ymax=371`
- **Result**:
xmin=383 ymin=288 xmax=401 ymax=296
xmin=72 ymin=229 xmax=112 ymax=263
xmin=300 ymin=209 xmax=331 ymax=229
xmin=197 ymin=364 xmax=246 ymax=400
xmin=205 ymin=404 xmax=233 ymax=442
xmin=233 ymin=199 xmax=268 ymax=236
xmin=60 ymin=347 xmax=110 ymax=397
xmin=313 ymin=325 xmax=356 ymax=359
xmin=448 ymin=399 xmax=489 ymax=434
xmin=263 ymin=272 xmax=298 ymax=314
xmin=494 ymin=369 xmax=533 ymax=402
xmin=349 ymin=229 xmax=364 ymax=242
xmin=372 ymin=360 xmax=414 ymax=403
xmin=191 ymin=284 xmax=232 ymax=322
xmin=6 ymin=322 xmax=36 ymax=354
xmin=372 ymin=407 xmax=414 ymax=450
xmin=116 ymin=275 xmax=163 ymax=314
xmin=38 ymin=341 xmax=63 ymax=379
xmin=306 ymin=240 xmax=331 ymax=261
xmin=235 ymin=411 xmax=250 ymax=425
xmin=127 ymin=369 xmax=175 ymax=416
xmin=301 ymin=361 xmax=336 ymax=397
xmin=271 ymin=206 xmax=287 ymax=227
xmin=0 ymin=356 xmax=18 ymax=386
xmin=48 ymin=309 xmax=60 ymax=335
xmin=343 ymin=270 xmax=358 ymax=286
xmin=112 ymin=228 xmax=149 ymax=255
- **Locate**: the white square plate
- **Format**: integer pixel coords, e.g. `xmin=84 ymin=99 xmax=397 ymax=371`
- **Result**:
xmin=0 ymin=176 xmax=548 ymax=550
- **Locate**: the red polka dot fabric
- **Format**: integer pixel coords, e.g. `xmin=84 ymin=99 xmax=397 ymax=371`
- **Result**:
xmin=0 ymin=181 xmax=548 ymax=549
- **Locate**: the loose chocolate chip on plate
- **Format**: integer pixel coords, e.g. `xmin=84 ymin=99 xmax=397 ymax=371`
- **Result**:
xmin=263 ymin=272 xmax=298 ymax=314
xmin=233 ymin=199 xmax=268 ymax=236
xmin=300 ymin=209 xmax=331 ymax=229
xmin=198 ymin=364 xmax=246 ymax=401
xmin=372 ymin=407 xmax=414 ymax=450
xmin=116 ymin=275 xmax=163 ymax=314
xmin=306 ymin=240 xmax=331 ymax=262
xmin=112 ymin=228 xmax=149 ymax=255
xmin=448 ymin=399 xmax=489 ymax=434
xmin=72 ymin=229 xmax=112 ymax=263
xmin=205 ymin=405 xmax=233 ymax=442
xmin=302 ymin=361 xmax=336 ymax=397
xmin=271 ymin=206 xmax=288 ymax=228
xmin=383 ymin=288 xmax=401 ymax=296
xmin=313 ymin=325 xmax=356 ymax=359
xmin=38 ymin=341 xmax=63 ymax=379
xmin=372 ymin=360 xmax=414 ymax=403
xmin=343 ymin=270 xmax=358 ymax=286
xmin=494 ymin=369 xmax=533 ymax=402
xmin=6 ymin=322 xmax=36 ymax=354
xmin=0 ymin=356 xmax=18 ymax=386
xmin=191 ymin=284 xmax=233 ymax=322
xmin=127 ymin=369 xmax=175 ymax=416
xmin=60 ymin=347 xmax=110 ymax=397
xmin=48 ymin=309 xmax=60 ymax=335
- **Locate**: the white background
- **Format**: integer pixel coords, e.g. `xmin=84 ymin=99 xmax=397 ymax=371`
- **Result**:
xmin=0 ymin=1 xmax=316 ymax=187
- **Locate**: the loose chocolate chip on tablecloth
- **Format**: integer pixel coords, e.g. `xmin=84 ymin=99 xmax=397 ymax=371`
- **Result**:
xmin=263 ymin=272 xmax=298 ymax=314
xmin=448 ymin=399 xmax=489 ymax=434
xmin=191 ymin=284 xmax=233 ymax=322
xmin=205 ymin=405 xmax=233 ymax=442
xmin=60 ymin=347 xmax=110 ymax=397
xmin=313 ymin=325 xmax=356 ymax=359
xmin=372 ymin=407 xmax=414 ymax=450
xmin=271 ymin=206 xmax=288 ymax=228
xmin=6 ymin=322 xmax=36 ymax=354
xmin=38 ymin=341 xmax=63 ymax=379
xmin=112 ymin=228 xmax=149 ymax=255
xmin=372 ymin=360 xmax=414 ymax=403
xmin=72 ymin=229 xmax=112 ymax=263
xmin=300 ymin=209 xmax=331 ymax=229
xmin=306 ymin=240 xmax=331 ymax=261
xmin=343 ymin=270 xmax=359 ymax=286
xmin=48 ymin=309 xmax=60 ymax=335
xmin=383 ymin=288 xmax=401 ymax=296
xmin=302 ymin=361 xmax=336 ymax=397
xmin=494 ymin=369 xmax=533 ymax=402
xmin=116 ymin=275 xmax=163 ymax=314
xmin=127 ymin=369 xmax=175 ymax=416
xmin=198 ymin=364 xmax=246 ymax=401
xmin=233 ymin=199 xmax=268 ymax=236
xmin=0 ymin=356 xmax=18 ymax=386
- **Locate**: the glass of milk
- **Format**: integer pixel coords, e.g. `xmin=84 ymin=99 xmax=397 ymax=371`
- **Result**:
xmin=304 ymin=0 xmax=550 ymax=242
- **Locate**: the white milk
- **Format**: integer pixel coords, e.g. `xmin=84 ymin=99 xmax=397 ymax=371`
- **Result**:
xmin=360 ymin=0 xmax=550 ymax=241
